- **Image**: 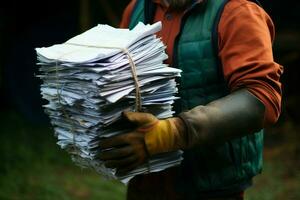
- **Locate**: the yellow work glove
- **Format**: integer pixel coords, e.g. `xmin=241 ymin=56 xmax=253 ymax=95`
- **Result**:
xmin=125 ymin=111 xmax=187 ymax=156
xmin=99 ymin=111 xmax=187 ymax=174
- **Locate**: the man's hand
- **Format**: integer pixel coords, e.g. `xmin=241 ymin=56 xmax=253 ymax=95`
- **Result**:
xmin=99 ymin=111 xmax=187 ymax=174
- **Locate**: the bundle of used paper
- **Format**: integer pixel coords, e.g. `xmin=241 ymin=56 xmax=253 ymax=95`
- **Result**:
xmin=35 ymin=22 xmax=182 ymax=183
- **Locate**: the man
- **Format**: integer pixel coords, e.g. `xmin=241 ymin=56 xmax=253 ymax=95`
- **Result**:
xmin=99 ymin=0 xmax=283 ymax=199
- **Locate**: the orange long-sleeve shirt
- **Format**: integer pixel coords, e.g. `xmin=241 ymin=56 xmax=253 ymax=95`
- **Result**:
xmin=120 ymin=0 xmax=283 ymax=126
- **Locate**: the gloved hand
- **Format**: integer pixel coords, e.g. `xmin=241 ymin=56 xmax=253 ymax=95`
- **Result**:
xmin=99 ymin=89 xmax=265 ymax=175
xmin=99 ymin=111 xmax=187 ymax=174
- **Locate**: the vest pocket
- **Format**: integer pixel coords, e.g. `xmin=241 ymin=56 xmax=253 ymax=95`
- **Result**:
xmin=200 ymin=143 xmax=239 ymax=188
xmin=229 ymin=133 xmax=263 ymax=179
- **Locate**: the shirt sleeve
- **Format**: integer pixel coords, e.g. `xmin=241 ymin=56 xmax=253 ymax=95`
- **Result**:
xmin=119 ymin=0 xmax=137 ymax=28
xmin=218 ymin=0 xmax=283 ymax=126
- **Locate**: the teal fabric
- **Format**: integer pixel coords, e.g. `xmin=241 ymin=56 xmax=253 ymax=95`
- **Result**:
xmin=129 ymin=0 xmax=264 ymax=194
xmin=129 ymin=0 xmax=144 ymax=30
xmin=176 ymin=0 xmax=228 ymax=110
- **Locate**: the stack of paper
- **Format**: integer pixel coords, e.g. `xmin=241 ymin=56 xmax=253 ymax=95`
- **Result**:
xmin=35 ymin=22 xmax=182 ymax=183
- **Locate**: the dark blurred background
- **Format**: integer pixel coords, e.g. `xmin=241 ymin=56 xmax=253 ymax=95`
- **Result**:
xmin=0 ymin=1 xmax=299 ymax=199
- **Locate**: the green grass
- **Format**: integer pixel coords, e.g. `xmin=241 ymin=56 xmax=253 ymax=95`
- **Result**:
xmin=246 ymin=120 xmax=300 ymax=200
xmin=246 ymin=161 xmax=300 ymax=200
xmin=0 ymin=112 xmax=126 ymax=200
xmin=0 ymin=112 xmax=299 ymax=199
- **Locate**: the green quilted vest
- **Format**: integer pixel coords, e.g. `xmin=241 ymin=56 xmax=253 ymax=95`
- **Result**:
xmin=129 ymin=0 xmax=264 ymax=196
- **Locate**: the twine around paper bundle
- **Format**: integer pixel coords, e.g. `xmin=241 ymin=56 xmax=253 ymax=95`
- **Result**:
xmin=55 ymin=59 xmax=78 ymax=154
xmin=65 ymin=42 xmax=143 ymax=112
xmin=54 ymin=43 xmax=143 ymax=157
